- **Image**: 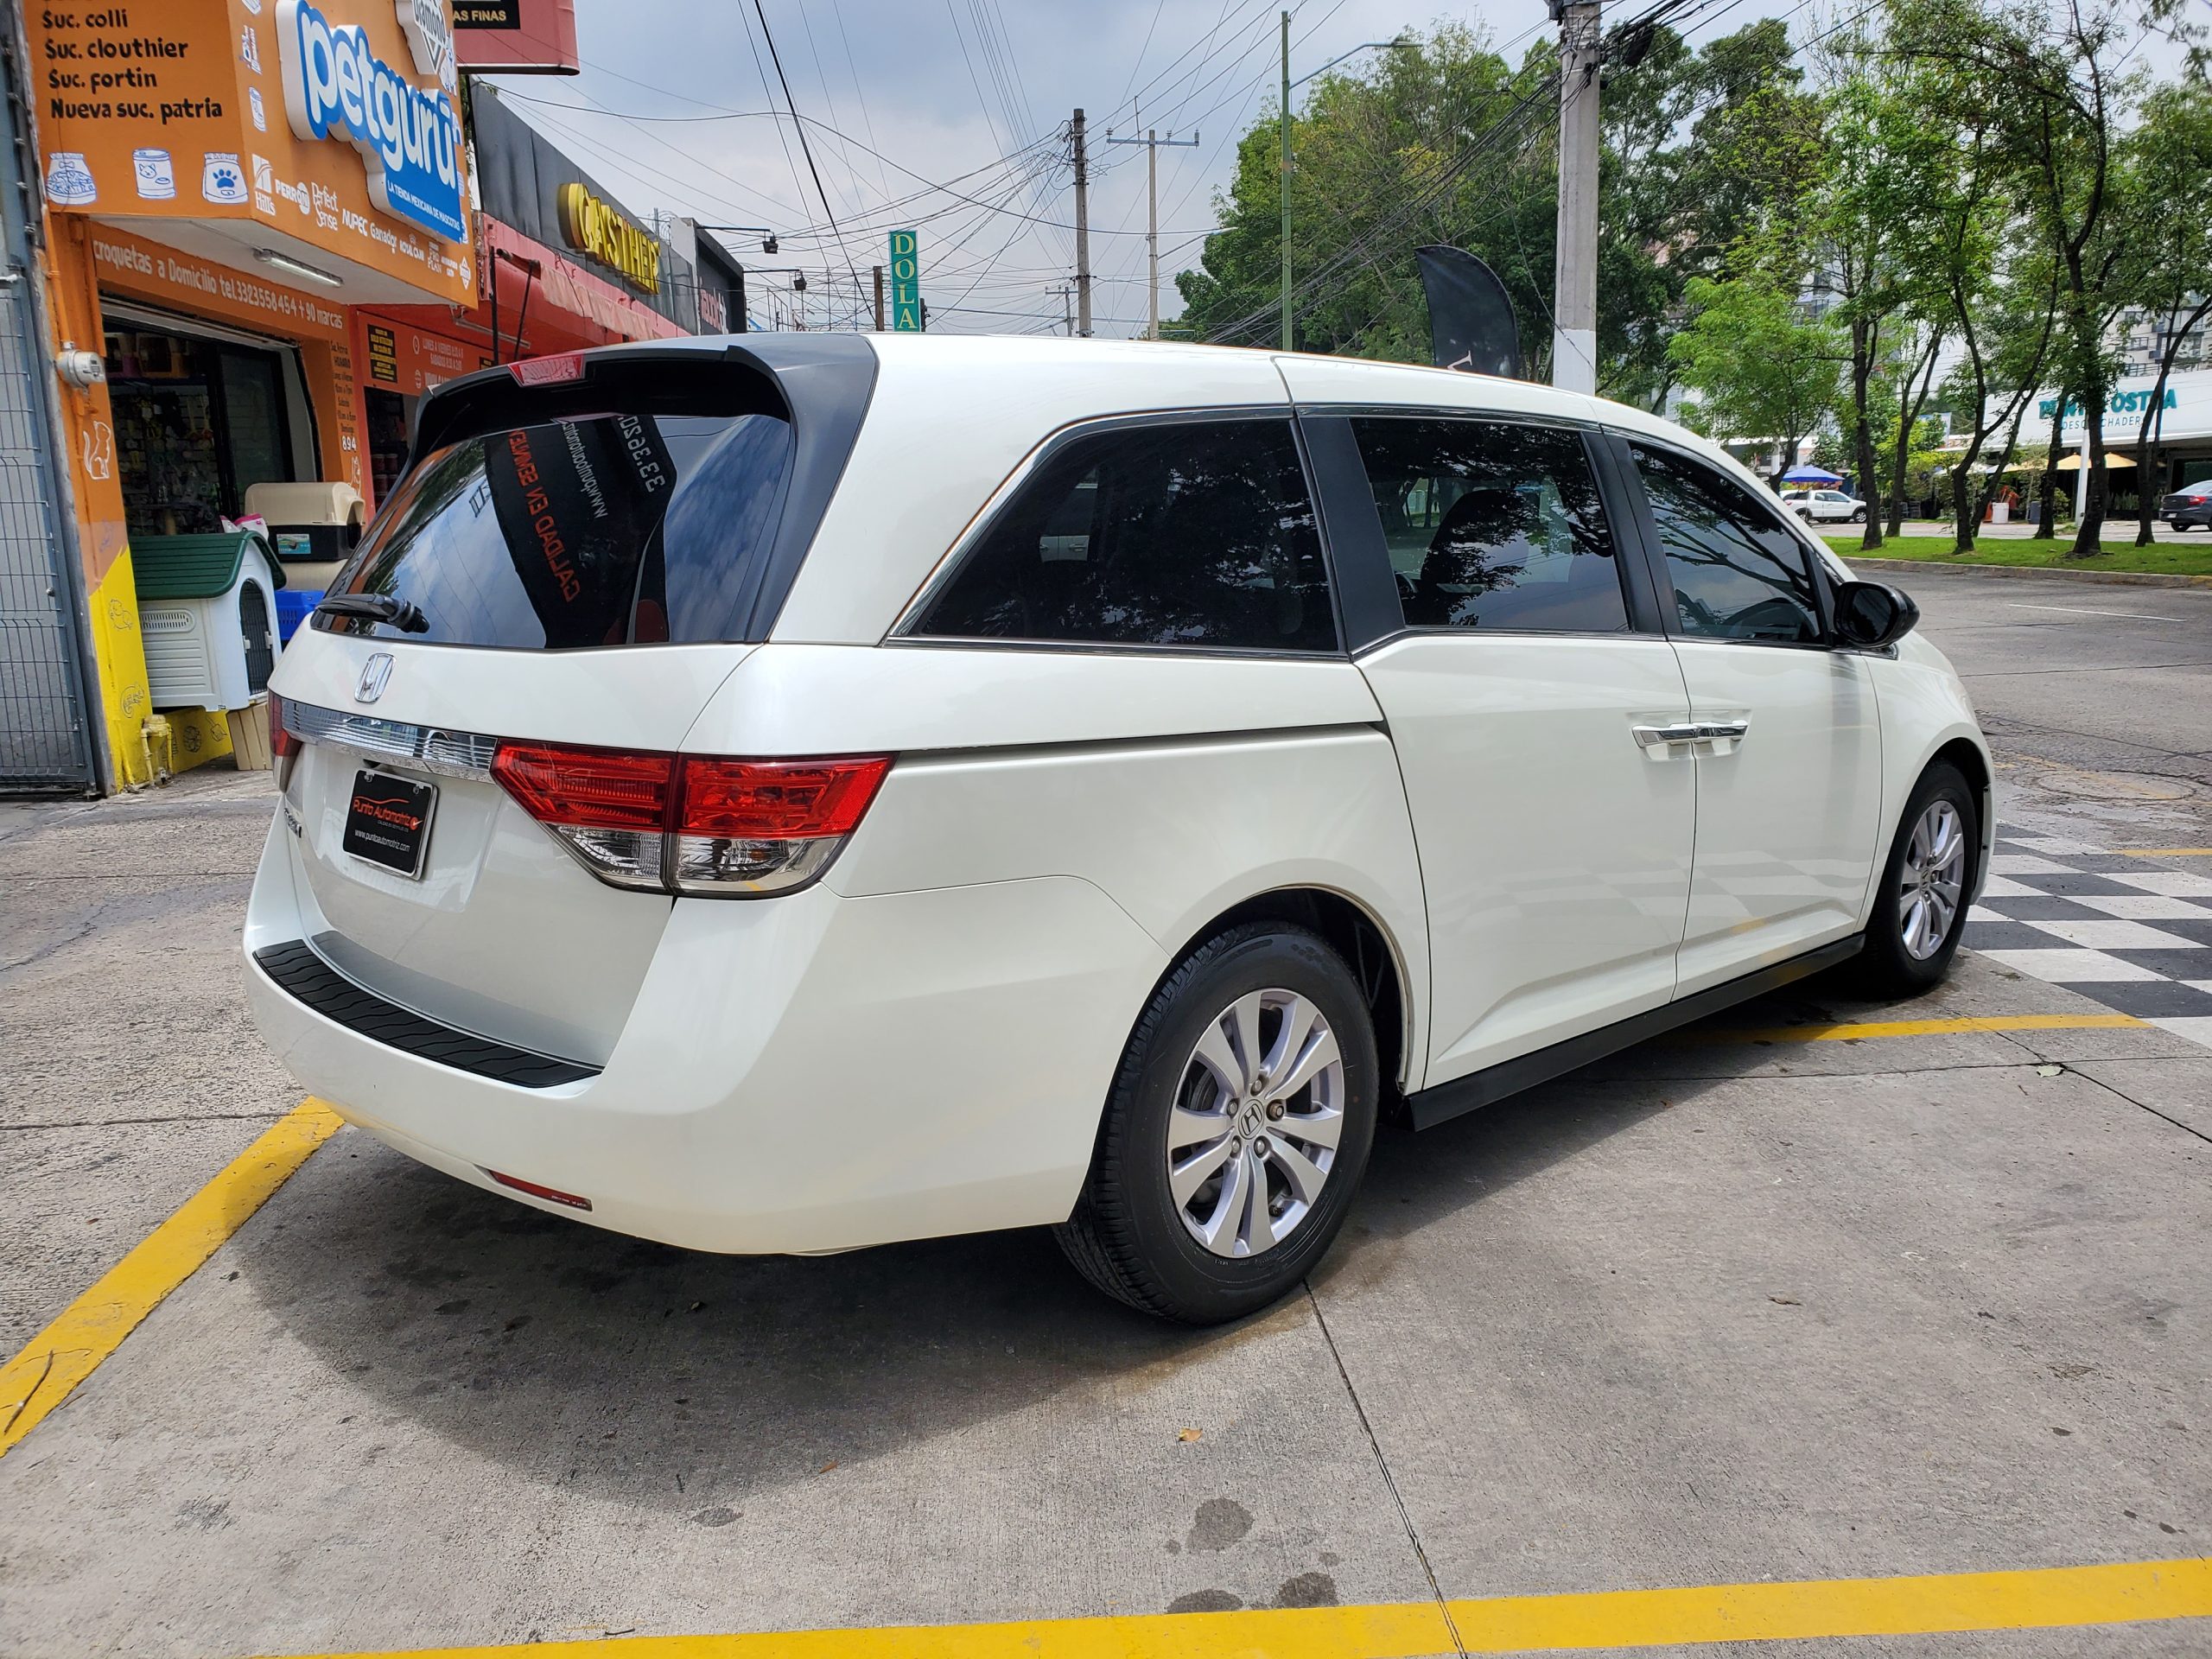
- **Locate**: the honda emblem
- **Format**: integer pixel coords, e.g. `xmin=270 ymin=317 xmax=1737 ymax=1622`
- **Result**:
xmin=356 ymin=652 xmax=394 ymax=704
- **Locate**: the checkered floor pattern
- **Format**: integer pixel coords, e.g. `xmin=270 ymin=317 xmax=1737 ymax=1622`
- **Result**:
xmin=1967 ymin=834 xmax=2212 ymax=1047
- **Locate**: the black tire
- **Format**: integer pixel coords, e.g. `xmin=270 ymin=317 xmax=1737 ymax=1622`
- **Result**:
xmin=1055 ymin=923 xmax=1379 ymax=1325
xmin=1851 ymin=506 xmax=1868 ymax=524
xmin=1853 ymin=762 xmax=1979 ymax=999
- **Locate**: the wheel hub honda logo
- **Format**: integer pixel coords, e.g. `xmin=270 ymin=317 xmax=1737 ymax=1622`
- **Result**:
xmin=356 ymin=652 xmax=394 ymax=703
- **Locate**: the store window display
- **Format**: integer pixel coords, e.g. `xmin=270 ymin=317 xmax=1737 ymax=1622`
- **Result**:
xmin=105 ymin=327 xmax=297 ymax=539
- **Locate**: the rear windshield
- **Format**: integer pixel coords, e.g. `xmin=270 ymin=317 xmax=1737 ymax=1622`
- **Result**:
xmin=316 ymin=410 xmax=793 ymax=647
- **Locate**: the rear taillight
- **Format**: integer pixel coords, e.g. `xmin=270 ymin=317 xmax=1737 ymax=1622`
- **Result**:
xmin=269 ymin=691 xmax=300 ymax=760
xmin=489 ymin=742 xmax=676 ymax=892
xmin=489 ymin=744 xmax=890 ymax=898
xmin=670 ymin=756 xmax=890 ymax=896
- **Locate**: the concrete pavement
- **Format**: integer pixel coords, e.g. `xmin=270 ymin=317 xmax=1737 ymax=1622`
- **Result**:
xmin=1872 ymin=564 xmax=2212 ymax=849
xmin=3 ymin=569 xmax=2209 ymax=1657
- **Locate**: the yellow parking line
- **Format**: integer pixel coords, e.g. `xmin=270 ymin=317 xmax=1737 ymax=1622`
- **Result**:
xmin=256 ymin=1555 xmax=2212 ymax=1657
xmin=1684 ymin=1012 xmax=2146 ymax=1045
xmin=0 ymin=1099 xmax=341 ymax=1459
xmin=2118 ymin=848 xmax=2212 ymax=857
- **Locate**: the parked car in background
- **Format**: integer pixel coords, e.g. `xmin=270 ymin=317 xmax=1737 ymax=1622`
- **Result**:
xmin=2164 ymin=481 xmax=2212 ymax=530
xmin=1782 ymin=487 xmax=1868 ymax=524
xmin=246 ymin=334 xmax=1991 ymax=1325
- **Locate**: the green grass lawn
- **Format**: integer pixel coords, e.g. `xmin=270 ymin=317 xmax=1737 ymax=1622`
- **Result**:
xmin=1822 ymin=533 xmax=2212 ymax=577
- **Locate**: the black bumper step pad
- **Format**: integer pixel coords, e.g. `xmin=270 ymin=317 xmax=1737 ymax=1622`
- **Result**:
xmin=252 ymin=940 xmax=600 ymax=1089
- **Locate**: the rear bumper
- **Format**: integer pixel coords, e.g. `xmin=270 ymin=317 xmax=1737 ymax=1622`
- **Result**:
xmin=244 ymin=816 xmax=1166 ymax=1253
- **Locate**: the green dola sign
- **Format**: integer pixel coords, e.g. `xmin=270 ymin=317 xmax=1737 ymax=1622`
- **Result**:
xmin=889 ymin=230 xmax=922 ymax=332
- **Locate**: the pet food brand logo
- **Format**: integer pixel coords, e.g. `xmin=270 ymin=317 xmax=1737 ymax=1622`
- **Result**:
xmin=276 ymin=0 xmax=465 ymax=243
xmin=393 ymin=0 xmax=459 ymax=91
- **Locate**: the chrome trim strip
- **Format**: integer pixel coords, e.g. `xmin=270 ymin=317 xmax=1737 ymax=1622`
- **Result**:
xmin=283 ymin=699 xmax=499 ymax=781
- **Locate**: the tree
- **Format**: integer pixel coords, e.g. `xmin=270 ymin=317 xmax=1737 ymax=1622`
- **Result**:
xmin=1809 ymin=34 xmax=1954 ymax=549
xmin=1998 ymin=0 xmax=2133 ymax=555
xmin=1885 ymin=321 xmax=1947 ymax=537
xmin=1669 ymin=265 xmax=1843 ymax=484
xmin=1904 ymin=0 xmax=2208 ymax=553
xmin=1170 ymin=19 xmax=1820 ymax=405
xmin=1886 ymin=0 xmax=2060 ymax=551
xmin=2115 ymin=83 xmax=2212 ymax=543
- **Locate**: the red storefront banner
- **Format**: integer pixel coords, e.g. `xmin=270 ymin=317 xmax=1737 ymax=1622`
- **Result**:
xmin=366 ymin=213 xmax=686 ymax=381
xmin=481 ymin=215 xmax=689 ymax=353
xmin=454 ymin=0 xmax=582 ymax=74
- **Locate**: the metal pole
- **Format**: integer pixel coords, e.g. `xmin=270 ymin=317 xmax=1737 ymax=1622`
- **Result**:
xmin=1071 ymin=108 xmax=1092 ymax=337
xmin=1110 ymin=130 xmax=1198 ymax=340
xmin=1147 ymin=130 xmax=1160 ymax=340
xmin=1551 ymin=0 xmax=1600 ymax=393
xmin=873 ymin=264 xmax=885 ymax=331
xmin=1280 ymin=10 xmax=1293 ymax=352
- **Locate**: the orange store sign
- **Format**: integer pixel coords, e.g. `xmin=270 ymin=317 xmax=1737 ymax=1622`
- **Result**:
xmin=90 ymin=225 xmax=349 ymax=338
xmin=27 ymin=0 xmax=471 ymax=306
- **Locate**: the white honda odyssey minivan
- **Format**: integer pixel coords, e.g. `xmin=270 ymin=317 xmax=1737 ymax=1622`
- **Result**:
xmin=246 ymin=334 xmax=1989 ymax=1324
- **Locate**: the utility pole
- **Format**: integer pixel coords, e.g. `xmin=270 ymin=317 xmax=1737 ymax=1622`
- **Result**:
xmin=1148 ymin=132 xmax=1160 ymax=340
xmin=1048 ymin=283 xmax=1075 ymax=336
xmin=1071 ymin=108 xmax=1093 ymax=337
xmin=1107 ymin=126 xmax=1201 ymax=340
xmin=873 ymin=265 xmax=885 ymax=331
xmin=1280 ymin=11 xmax=1293 ymax=351
xmin=1551 ymin=0 xmax=1601 ymax=394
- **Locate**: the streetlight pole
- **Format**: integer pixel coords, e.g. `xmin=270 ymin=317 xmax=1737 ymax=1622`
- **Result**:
xmin=695 ymin=226 xmax=779 ymax=255
xmin=1280 ymin=29 xmax=1417 ymax=353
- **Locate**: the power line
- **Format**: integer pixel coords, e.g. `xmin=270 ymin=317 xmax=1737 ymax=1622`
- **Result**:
xmin=1200 ymin=0 xmax=1884 ymax=351
xmin=496 ymin=89 xmax=1074 ymax=246
xmin=752 ymin=0 xmax=861 ymax=303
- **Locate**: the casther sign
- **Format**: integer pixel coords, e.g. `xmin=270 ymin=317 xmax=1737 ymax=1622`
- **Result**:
xmin=277 ymin=0 xmax=466 ymax=242
xmin=556 ymin=182 xmax=661 ymax=295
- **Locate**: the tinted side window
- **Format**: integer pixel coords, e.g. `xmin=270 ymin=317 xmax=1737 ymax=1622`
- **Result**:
xmin=1351 ymin=417 xmax=1624 ymax=633
xmin=910 ymin=419 xmax=1336 ymax=652
xmin=1632 ymin=444 xmax=1822 ymax=644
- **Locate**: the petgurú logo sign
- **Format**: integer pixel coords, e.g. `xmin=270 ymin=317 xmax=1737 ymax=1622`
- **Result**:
xmin=276 ymin=0 xmax=465 ymax=243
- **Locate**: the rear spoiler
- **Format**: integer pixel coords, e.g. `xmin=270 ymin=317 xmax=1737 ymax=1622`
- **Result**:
xmin=398 ymin=334 xmax=878 ymax=645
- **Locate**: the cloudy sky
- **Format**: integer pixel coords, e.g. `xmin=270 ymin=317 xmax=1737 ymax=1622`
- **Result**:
xmin=474 ymin=0 xmax=1721 ymax=338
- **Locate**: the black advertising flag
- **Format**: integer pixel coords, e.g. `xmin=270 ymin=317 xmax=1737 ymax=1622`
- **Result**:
xmin=485 ymin=416 xmax=677 ymax=647
xmin=1414 ymin=245 xmax=1523 ymax=379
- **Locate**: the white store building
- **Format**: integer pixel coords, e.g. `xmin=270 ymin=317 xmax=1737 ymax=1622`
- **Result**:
xmin=2022 ymin=368 xmax=2212 ymax=505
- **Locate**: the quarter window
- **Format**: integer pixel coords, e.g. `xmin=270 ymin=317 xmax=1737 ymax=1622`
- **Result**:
xmin=1350 ymin=417 xmax=1625 ymax=633
xmin=909 ymin=418 xmax=1337 ymax=652
xmin=1632 ymin=444 xmax=1823 ymax=644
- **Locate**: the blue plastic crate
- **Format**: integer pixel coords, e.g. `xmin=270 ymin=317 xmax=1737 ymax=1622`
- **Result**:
xmin=275 ymin=588 xmax=321 ymax=645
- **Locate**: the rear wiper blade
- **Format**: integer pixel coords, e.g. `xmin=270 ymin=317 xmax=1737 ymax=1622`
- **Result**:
xmin=314 ymin=593 xmax=429 ymax=633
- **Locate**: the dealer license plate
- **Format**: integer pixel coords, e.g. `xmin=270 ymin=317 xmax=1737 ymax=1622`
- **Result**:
xmin=341 ymin=768 xmax=436 ymax=878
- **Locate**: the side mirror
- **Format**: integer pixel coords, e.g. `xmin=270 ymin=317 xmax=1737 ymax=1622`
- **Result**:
xmin=1834 ymin=580 xmax=1919 ymax=650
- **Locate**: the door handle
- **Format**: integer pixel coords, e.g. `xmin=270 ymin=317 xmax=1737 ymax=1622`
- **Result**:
xmin=1695 ymin=721 xmax=1749 ymax=741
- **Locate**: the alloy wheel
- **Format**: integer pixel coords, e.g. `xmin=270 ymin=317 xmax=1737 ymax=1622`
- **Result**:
xmin=1166 ymin=988 xmax=1346 ymax=1258
xmin=1899 ymin=798 xmax=1967 ymax=960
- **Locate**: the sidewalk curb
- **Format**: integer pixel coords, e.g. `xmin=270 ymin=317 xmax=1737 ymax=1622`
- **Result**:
xmin=1838 ymin=556 xmax=2212 ymax=591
